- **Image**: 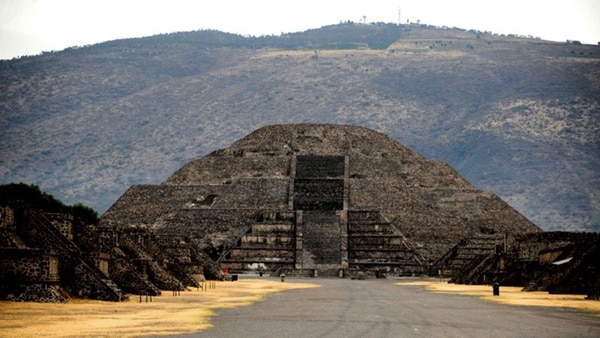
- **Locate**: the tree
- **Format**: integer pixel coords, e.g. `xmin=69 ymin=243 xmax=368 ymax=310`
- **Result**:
xmin=0 ymin=183 xmax=99 ymax=224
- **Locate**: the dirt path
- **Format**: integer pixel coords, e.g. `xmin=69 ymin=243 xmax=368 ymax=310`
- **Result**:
xmin=1 ymin=277 xmax=598 ymax=337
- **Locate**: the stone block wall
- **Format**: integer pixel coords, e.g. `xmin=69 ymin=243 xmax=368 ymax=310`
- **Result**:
xmin=18 ymin=211 xmax=80 ymax=255
xmin=3 ymin=284 xmax=68 ymax=303
xmin=88 ymin=252 xmax=110 ymax=276
xmin=0 ymin=249 xmax=59 ymax=283
xmin=0 ymin=206 xmax=15 ymax=229
xmin=45 ymin=213 xmax=74 ymax=240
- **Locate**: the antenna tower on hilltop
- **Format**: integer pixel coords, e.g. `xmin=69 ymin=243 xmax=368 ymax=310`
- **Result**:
xmin=398 ymin=6 xmax=401 ymax=25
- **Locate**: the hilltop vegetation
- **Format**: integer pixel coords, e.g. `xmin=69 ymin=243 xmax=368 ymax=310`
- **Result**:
xmin=0 ymin=23 xmax=598 ymax=231
xmin=0 ymin=183 xmax=99 ymax=225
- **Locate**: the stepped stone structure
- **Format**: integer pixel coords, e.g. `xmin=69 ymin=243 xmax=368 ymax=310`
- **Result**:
xmin=5 ymin=124 xmax=597 ymax=301
xmin=0 ymin=200 xmax=213 ymax=302
xmin=101 ymin=124 xmax=541 ymax=277
xmin=440 ymin=232 xmax=600 ymax=299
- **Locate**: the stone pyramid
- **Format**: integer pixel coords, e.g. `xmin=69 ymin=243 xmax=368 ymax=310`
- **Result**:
xmin=101 ymin=124 xmax=540 ymax=276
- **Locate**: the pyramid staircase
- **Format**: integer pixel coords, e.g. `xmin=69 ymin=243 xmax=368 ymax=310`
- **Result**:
xmin=431 ymin=234 xmax=503 ymax=278
xmin=347 ymin=211 xmax=426 ymax=275
xmin=221 ymin=211 xmax=296 ymax=272
xmin=220 ymin=154 xmax=429 ymax=276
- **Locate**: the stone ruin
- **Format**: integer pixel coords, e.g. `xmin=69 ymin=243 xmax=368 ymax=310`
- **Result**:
xmin=101 ymin=124 xmax=543 ymax=278
xmin=434 ymin=231 xmax=600 ymax=299
xmin=3 ymin=123 xmax=597 ymax=301
xmin=0 ymin=201 xmax=219 ymax=302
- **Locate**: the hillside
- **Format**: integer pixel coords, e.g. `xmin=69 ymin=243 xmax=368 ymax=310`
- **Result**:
xmin=0 ymin=23 xmax=598 ymax=231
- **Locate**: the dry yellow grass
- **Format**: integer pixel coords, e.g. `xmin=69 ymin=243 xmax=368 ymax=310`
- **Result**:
xmin=0 ymin=279 xmax=319 ymax=338
xmin=398 ymin=279 xmax=600 ymax=316
xmin=2 ymin=278 xmax=598 ymax=337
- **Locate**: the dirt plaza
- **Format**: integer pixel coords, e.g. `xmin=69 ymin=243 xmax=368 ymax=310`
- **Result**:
xmin=1 ymin=277 xmax=598 ymax=337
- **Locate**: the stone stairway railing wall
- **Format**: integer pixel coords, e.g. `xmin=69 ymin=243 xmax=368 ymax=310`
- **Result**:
xmin=118 ymin=234 xmax=186 ymax=290
xmin=511 ymin=232 xmax=592 ymax=261
xmin=21 ymin=211 xmax=80 ymax=255
xmin=44 ymin=213 xmax=74 ymax=240
xmin=94 ymin=231 xmax=162 ymax=295
xmin=67 ymin=258 xmax=124 ymax=301
xmin=0 ymin=228 xmax=29 ymax=248
xmin=1 ymin=201 xmax=225 ymax=302
xmin=347 ymin=211 xmax=425 ymax=273
xmin=92 ymin=227 xmax=191 ymax=293
xmin=556 ymin=243 xmax=599 ymax=299
xmin=109 ymin=254 xmax=162 ymax=296
xmin=431 ymin=234 xmax=503 ymax=277
xmin=72 ymin=224 xmax=114 ymax=277
xmin=165 ymin=261 xmax=200 ymax=288
xmin=450 ymin=254 xmax=498 ymax=284
xmin=156 ymin=234 xmax=221 ymax=280
xmin=145 ymin=260 xmax=186 ymax=291
xmin=2 ymin=212 xmax=141 ymax=301
xmin=122 ymin=229 xmax=204 ymax=286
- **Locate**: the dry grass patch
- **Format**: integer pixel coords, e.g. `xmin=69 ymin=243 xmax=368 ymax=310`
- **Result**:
xmin=0 ymin=279 xmax=318 ymax=338
xmin=398 ymin=279 xmax=600 ymax=316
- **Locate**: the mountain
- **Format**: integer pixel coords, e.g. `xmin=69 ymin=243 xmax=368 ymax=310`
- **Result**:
xmin=1 ymin=23 xmax=598 ymax=231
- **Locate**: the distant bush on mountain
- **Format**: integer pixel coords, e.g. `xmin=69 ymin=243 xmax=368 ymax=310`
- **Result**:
xmin=109 ymin=22 xmax=402 ymax=50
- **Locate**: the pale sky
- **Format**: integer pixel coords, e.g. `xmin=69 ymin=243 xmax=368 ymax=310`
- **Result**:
xmin=1 ymin=0 xmax=599 ymax=60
